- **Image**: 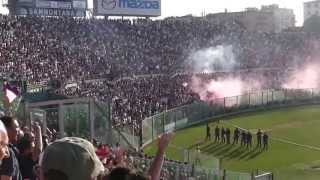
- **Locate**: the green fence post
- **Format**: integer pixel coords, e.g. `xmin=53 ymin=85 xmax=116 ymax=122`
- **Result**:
xmin=266 ymin=90 xmax=268 ymax=104
xmin=236 ymin=95 xmax=239 ymax=107
xmin=174 ymin=110 xmax=177 ymax=130
xmin=151 ymin=117 xmax=154 ymax=141
xmin=224 ymin=97 xmax=226 ymax=112
xmin=162 ymin=112 xmax=165 ymax=133
xmin=284 ymin=89 xmax=287 ymax=103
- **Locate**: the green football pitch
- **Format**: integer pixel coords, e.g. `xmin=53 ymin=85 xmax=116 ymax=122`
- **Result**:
xmin=144 ymin=105 xmax=320 ymax=180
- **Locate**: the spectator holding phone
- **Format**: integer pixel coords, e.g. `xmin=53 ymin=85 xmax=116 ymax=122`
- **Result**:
xmin=17 ymin=123 xmax=42 ymax=180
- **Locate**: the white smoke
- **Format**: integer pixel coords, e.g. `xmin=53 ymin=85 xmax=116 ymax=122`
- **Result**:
xmin=186 ymin=45 xmax=262 ymax=104
xmin=187 ymin=45 xmax=237 ymax=73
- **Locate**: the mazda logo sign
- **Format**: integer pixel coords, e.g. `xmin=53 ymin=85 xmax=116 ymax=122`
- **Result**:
xmin=102 ymin=0 xmax=116 ymax=10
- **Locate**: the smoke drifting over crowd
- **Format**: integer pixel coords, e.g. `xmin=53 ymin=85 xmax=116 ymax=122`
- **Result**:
xmin=187 ymin=45 xmax=247 ymax=102
xmin=190 ymin=76 xmax=243 ymax=101
xmin=186 ymin=45 xmax=320 ymax=103
xmin=282 ymin=62 xmax=320 ymax=89
xmin=188 ymin=45 xmax=237 ymax=73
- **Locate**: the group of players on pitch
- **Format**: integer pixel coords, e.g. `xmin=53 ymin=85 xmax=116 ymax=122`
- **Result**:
xmin=206 ymin=124 xmax=269 ymax=150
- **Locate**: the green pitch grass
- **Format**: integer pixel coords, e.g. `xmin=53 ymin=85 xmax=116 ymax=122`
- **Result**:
xmin=144 ymin=105 xmax=320 ymax=180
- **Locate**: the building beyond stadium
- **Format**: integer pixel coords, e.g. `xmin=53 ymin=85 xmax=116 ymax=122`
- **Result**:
xmin=304 ymin=0 xmax=320 ymax=21
xmin=205 ymin=4 xmax=295 ymax=33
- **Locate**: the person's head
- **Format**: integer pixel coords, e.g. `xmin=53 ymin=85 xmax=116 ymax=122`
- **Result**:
xmin=24 ymin=131 xmax=35 ymax=142
xmin=18 ymin=129 xmax=24 ymax=140
xmin=22 ymin=125 xmax=30 ymax=133
xmin=104 ymin=167 xmax=149 ymax=180
xmin=0 ymin=116 xmax=20 ymax=143
xmin=40 ymin=137 xmax=105 ymax=180
xmin=17 ymin=136 xmax=34 ymax=156
xmin=0 ymin=120 xmax=9 ymax=164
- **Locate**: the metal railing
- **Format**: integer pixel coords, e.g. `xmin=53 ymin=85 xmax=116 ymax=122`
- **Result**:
xmin=142 ymin=88 xmax=320 ymax=147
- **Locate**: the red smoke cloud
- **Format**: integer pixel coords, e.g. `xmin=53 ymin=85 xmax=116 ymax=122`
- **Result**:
xmin=282 ymin=63 xmax=320 ymax=89
xmin=190 ymin=76 xmax=243 ymax=102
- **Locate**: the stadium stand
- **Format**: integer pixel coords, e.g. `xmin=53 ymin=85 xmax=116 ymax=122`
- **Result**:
xmin=0 ymin=14 xmax=319 ymax=180
xmin=1 ymin=15 xmax=318 ymax=132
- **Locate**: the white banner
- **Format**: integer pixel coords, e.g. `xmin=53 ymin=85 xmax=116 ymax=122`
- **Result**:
xmin=17 ymin=7 xmax=86 ymax=17
xmin=73 ymin=1 xmax=86 ymax=9
xmin=17 ymin=0 xmax=33 ymax=3
xmin=36 ymin=0 xmax=72 ymax=9
xmin=94 ymin=0 xmax=161 ymax=16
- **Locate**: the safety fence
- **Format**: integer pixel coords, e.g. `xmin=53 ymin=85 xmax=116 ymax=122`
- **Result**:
xmin=142 ymin=88 xmax=320 ymax=147
xmin=138 ymin=88 xmax=319 ymax=179
xmin=132 ymin=155 xmax=256 ymax=180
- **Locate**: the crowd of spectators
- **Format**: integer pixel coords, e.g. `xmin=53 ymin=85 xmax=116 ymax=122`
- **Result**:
xmin=1 ymin=15 xmax=320 ymax=143
xmin=0 ymin=115 xmax=201 ymax=180
xmin=64 ymin=70 xmax=287 ymax=132
xmin=1 ymin=14 xmax=320 ymax=180
xmin=65 ymin=75 xmax=198 ymax=131
xmin=0 ymin=15 xmax=318 ymax=83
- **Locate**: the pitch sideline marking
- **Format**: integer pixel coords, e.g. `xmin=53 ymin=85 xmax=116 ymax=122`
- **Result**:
xmin=222 ymin=121 xmax=320 ymax=152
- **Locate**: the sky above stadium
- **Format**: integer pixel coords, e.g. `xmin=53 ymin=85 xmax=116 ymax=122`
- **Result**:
xmin=160 ymin=0 xmax=307 ymax=26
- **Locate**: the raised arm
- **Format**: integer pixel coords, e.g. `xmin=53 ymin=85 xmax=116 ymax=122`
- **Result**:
xmin=148 ymin=133 xmax=173 ymax=180
xmin=32 ymin=123 xmax=43 ymax=161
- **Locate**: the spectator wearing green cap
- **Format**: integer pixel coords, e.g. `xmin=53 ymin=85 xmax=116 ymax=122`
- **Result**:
xmin=39 ymin=137 xmax=105 ymax=180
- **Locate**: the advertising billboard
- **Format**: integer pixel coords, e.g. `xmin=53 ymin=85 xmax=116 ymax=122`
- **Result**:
xmin=94 ymin=0 xmax=161 ymax=17
xmin=13 ymin=0 xmax=87 ymax=17
xmin=16 ymin=6 xmax=86 ymax=16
